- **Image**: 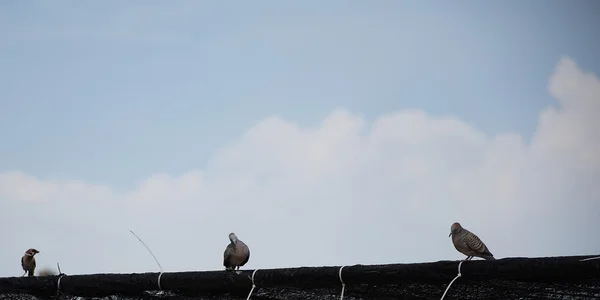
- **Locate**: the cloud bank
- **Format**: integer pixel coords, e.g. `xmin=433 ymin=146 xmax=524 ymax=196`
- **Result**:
xmin=0 ymin=56 xmax=599 ymax=276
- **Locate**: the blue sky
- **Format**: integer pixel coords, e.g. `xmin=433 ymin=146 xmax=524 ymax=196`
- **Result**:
xmin=1 ymin=1 xmax=599 ymax=189
xmin=1 ymin=1 xmax=600 ymax=276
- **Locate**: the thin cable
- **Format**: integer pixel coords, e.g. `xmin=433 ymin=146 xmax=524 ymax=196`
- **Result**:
xmin=157 ymin=272 xmax=165 ymax=291
xmin=338 ymin=266 xmax=346 ymax=300
xmin=129 ymin=230 xmax=164 ymax=272
xmin=57 ymin=274 xmax=66 ymax=293
xmin=246 ymin=269 xmax=259 ymax=300
xmin=579 ymin=256 xmax=600 ymax=262
xmin=56 ymin=262 xmax=65 ymax=294
xmin=440 ymin=260 xmax=464 ymax=300
xmin=129 ymin=230 xmax=165 ymax=291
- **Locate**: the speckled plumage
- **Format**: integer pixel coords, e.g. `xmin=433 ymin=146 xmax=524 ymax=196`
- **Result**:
xmin=449 ymin=222 xmax=495 ymax=260
xmin=223 ymin=233 xmax=250 ymax=272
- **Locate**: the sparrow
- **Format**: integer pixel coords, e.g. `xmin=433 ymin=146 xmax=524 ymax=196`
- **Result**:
xmin=21 ymin=248 xmax=40 ymax=277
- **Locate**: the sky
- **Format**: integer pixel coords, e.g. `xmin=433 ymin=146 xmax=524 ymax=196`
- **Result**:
xmin=0 ymin=1 xmax=599 ymax=277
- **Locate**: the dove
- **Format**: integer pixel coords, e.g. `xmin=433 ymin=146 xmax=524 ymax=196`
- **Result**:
xmin=21 ymin=248 xmax=40 ymax=277
xmin=449 ymin=222 xmax=495 ymax=260
xmin=223 ymin=232 xmax=250 ymax=273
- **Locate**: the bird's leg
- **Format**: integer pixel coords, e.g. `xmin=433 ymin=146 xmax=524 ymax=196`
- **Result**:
xmin=236 ymin=266 xmax=242 ymax=275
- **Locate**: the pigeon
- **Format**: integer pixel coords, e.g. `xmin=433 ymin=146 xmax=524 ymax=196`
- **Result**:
xmin=449 ymin=222 xmax=495 ymax=260
xmin=223 ymin=232 xmax=250 ymax=273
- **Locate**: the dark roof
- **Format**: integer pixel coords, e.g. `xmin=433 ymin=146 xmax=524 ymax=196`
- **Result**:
xmin=1 ymin=255 xmax=599 ymax=300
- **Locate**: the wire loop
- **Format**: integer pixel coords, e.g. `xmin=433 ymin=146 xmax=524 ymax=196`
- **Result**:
xmin=157 ymin=272 xmax=165 ymax=291
xmin=339 ymin=266 xmax=346 ymax=300
xmin=246 ymin=269 xmax=259 ymax=300
xmin=57 ymin=274 xmax=66 ymax=294
xmin=440 ymin=260 xmax=464 ymax=300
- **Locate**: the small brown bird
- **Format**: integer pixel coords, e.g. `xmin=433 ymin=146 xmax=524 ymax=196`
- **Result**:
xmin=449 ymin=222 xmax=495 ymax=260
xmin=21 ymin=248 xmax=40 ymax=277
xmin=223 ymin=232 xmax=250 ymax=273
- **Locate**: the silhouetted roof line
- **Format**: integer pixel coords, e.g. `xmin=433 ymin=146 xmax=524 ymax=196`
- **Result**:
xmin=0 ymin=255 xmax=599 ymax=300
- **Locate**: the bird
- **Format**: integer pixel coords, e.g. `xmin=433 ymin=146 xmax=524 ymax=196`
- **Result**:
xmin=21 ymin=248 xmax=40 ymax=277
xmin=223 ymin=232 xmax=250 ymax=274
xmin=449 ymin=222 xmax=495 ymax=260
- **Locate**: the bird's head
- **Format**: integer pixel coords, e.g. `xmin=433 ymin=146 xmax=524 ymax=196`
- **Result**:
xmin=449 ymin=222 xmax=462 ymax=237
xmin=25 ymin=248 xmax=40 ymax=257
xmin=228 ymin=232 xmax=238 ymax=244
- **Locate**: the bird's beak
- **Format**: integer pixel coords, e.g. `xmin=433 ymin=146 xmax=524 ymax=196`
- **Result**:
xmin=448 ymin=232 xmax=452 ymax=237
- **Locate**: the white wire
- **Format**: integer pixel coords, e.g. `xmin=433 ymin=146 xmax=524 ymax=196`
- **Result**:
xmin=339 ymin=266 xmax=346 ymax=300
xmin=158 ymin=272 xmax=165 ymax=291
xmin=129 ymin=230 xmax=164 ymax=272
xmin=57 ymin=274 xmax=66 ymax=293
xmin=579 ymin=256 xmax=600 ymax=261
xmin=129 ymin=230 xmax=165 ymax=291
xmin=440 ymin=260 xmax=464 ymax=300
xmin=56 ymin=262 xmax=65 ymax=294
xmin=246 ymin=269 xmax=259 ymax=300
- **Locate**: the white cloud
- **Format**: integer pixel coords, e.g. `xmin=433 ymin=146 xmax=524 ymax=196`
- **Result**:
xmin=0 ymin=56 xmax=599 ymax=276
